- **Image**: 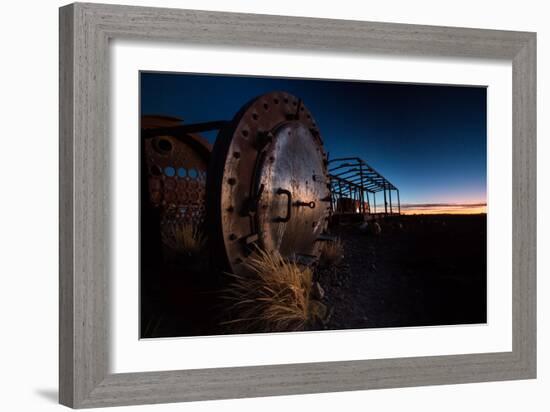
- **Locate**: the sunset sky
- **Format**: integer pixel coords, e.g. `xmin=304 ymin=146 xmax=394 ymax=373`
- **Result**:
xmin=141 ymin=73 xmax=487 ymax=214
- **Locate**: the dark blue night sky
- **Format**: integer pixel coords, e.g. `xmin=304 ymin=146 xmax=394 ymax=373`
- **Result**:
xmin=141 ymin=72 xmax=487 ymax=206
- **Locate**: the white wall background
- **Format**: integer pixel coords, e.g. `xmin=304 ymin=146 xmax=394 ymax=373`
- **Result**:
xmin=0 ymin=0 xmax=546 ymax=411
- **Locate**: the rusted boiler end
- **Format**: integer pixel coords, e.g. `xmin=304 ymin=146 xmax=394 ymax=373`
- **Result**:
xmin=206 ymin=92 xmax=332 ymax=276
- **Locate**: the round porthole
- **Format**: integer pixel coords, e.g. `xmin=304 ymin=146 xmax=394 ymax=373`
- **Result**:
xmin=164 ymin=166 xmax=176 ymax=177
xmin=177 ymin=167 xmax=187 ymax=178
xmin=188 ymin=168 xmax=198 ymax=179
xmin=153 ymin=137 xmax=173 ymax=154
xmin=150 ymin=165 xmax=162 ymax=176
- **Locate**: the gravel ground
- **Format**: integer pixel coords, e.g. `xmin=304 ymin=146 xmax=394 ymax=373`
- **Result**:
xmin=142 ymin=214 xmax=487 ymax=337
xmin=314 ymin=214 xmax=487 ymax=330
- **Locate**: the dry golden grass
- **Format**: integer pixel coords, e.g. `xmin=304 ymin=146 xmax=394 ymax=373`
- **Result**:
xmin=221 ymin=247 xmax=324 ymax=333
xmin=319 ymin=238 xmax=344 ymax=267
xmin=161 ymin=222 xmax=206 ymax=256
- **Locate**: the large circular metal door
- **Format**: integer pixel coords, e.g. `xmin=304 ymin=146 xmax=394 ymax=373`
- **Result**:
xmin=207 ymin=91 xmax=331 ymax=275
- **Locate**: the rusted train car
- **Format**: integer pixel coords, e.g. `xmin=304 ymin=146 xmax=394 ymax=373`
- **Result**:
xmin=141 ymin=92 xmax=399 ymax=276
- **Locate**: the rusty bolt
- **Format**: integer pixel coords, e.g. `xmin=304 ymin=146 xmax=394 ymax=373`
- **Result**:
xmin=256 ymin=131 xmax=273 ymax=150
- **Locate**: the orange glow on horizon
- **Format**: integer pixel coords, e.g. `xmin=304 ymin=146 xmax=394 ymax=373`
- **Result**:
xmin=400 ymin=204 xmax=487 ymax=215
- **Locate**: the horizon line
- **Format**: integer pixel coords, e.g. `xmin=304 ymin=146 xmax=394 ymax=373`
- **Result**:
xmin=399 ymin=202 xmax=487 ymax=209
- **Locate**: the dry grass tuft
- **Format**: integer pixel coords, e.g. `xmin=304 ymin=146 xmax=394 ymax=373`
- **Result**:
xmin=319 ymin=238 xmax=344 ymax=267
xmin=221 ymin=247 xmax=324 ymax=333
xmin=161 ymin=222 xmax=206 ymax=256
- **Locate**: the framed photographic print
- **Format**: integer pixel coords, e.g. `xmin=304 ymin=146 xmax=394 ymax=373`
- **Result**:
xmin=59 ymin=2 xmax=536 ymax=408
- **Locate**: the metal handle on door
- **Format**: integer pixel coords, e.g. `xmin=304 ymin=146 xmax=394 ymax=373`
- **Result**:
xmin=274 ymin=188 xmax=292 ymax=222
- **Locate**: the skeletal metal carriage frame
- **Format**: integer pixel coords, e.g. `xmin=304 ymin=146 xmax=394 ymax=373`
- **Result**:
xmin=329 ymin=157 xmax=400 ymax=217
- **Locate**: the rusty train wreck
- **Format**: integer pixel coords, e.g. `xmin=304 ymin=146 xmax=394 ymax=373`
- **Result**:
xmin=329 ymin=157 xmax=400 ymax=224
xmin=141 ymin=91 xmax=399 ymax=274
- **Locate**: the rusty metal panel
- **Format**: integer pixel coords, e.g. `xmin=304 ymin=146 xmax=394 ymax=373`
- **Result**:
xmin=206 ymin=92 xmax=331 ymax=274
xmin=142 ymin=116 xmax=211 ymax=253
xmin=336 ymin=197 xmax=369 ymax=214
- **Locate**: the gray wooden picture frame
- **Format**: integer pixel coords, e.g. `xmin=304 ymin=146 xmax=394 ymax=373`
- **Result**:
xmin=59 ymin=2 xmax=536 ymax=408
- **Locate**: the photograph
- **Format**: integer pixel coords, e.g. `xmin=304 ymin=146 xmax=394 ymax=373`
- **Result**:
xmin=139 ymin=72 xmax=487 ymax=339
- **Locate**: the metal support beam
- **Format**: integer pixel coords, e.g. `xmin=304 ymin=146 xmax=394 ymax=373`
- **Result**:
xmin=141 ymin=120 xmax=229 ymax=138
xmin=397 ymin=189 xmax=401 ymax=214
